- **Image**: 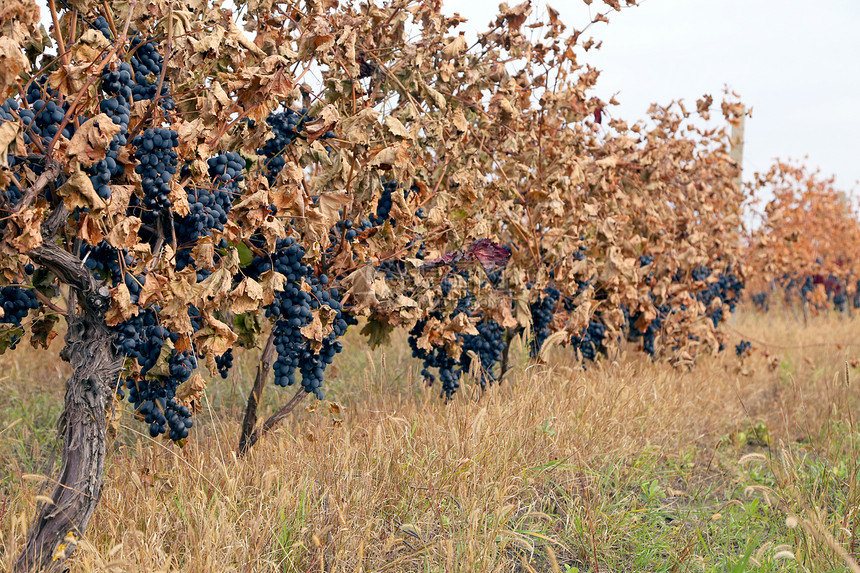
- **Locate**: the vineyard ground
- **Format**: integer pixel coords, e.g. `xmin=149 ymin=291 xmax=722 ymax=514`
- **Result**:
xmin=2 ymin=310 xmax=860 ymax=572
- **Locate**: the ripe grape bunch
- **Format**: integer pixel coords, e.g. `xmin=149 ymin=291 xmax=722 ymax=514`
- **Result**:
xmin=112 ymin=310 xmax=196 ymax=440
xmin=249 ymin=238 xmax=351 ymax=400
xmin=133 ymin=128 xmax=179 ymax=213
xmin=215 ymin=349 xmax=234 ymax=379
xmin=21 ymin=78 xmax=73 ymax=147
xmin=0 ymin=286 xmax=40 ymax=331
xmin=529 ymin=287 xmax=561 ymax=356
xmin=460 ymin=319 xmax=506 ymax=390
xmin=90 ymin=58 xmax=134 ymax=200
xmin=93 ymin=17 xmax=175 ymax=108
xmin=571 ymin=320 xmax=607 ymax=362
xmin=0 ymin=79 xmax=74 ymax=210
xmin=81 ymin=241 xmax=145 ymax=303
xmin=130 ymin=351 xmax=197 ymax=440
xmin=0 ymin=100 xmax=27 ymax=205
xmin=259 ymin=108 xmax=334 ymax=184
xmin=408 ymin=275 xmax=506 ymax=398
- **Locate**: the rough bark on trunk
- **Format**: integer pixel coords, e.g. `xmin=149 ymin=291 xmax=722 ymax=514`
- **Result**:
xmin=237 ymin=388 xmax=307 ymax=454
xmin=16 ymin=241 xmax=123 ymax=572
xmin=238 ymin=328 xmax=277 ymax=455
xmin=237 ymin=331 xmax=307 ymax=454
xmin=255 ymin=388 xmax=307 ymax=443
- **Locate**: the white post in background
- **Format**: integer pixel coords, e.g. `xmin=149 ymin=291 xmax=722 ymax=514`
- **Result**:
xmin=730 ymin=107 xmax=745 ymax=189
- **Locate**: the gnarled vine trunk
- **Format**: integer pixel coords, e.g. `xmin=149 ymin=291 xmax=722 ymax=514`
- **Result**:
xmin=237 ymin=328 xmax=308 ymax=456
xmin=238 ymin=328 xmax=277 ymax=455
xmin=16 ymin=241 xmax=123 ymax=572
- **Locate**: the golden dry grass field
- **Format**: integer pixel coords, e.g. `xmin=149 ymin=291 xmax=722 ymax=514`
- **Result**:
xmin=3 ymin=310 xmax=860 ymax=572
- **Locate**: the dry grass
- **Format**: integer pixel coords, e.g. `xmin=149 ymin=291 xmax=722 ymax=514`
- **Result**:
xmin=2 ymin=310 xmax=860 ymax=572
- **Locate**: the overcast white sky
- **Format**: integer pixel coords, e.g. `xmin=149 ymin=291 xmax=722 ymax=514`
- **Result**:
xmin=442 ymin=0 xmax=860 ymax=191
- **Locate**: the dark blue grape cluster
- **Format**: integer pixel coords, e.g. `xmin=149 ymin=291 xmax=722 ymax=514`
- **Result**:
xmin=771 ymin=273 xmax=853 ymax=312
xmin=716 ymin=271 xmax=744 ymax=310
xmin=1 ymin=84 xmax=68 ymax=209
xmin=113 ymin=309 xmax=177 ymax=375
xmin=185 ymin=306 xmax=202 ymax=332
xmin=100 ymin=64 xmax=133 ymax=123
xmin=800 ymin=276 xmax=815 ymax=300
xmin=207 ymin=152 xmax=245 ymax=185
xmin=80 ymin=241 xmax=145 ymax=303
xmin=129 ymin=37 xmax=161 ymax=91
xmin=371 ymin=180 xmax=397 ymax=225
xmin=781 ymin=276 xmax=797 ymax=305
xmin=82 ymin=241 xmax=133 ymax=279
xmin=20 ymin=79 xmax=73 ymax=146
xmin=709 ymin=306 xmax=724 ymax=328
xmin=176 ymin=187 xmax=232 ymax=245
xmin=133 ymin=391 xmax=194 ymax=440
xmin=735 ymin=340 xmax=751 ymax=356
xmin=628 ymin=261 xmax=744 ymax=357
xmin=90 ymin=21 xmax=174 ymax=110
xmin=378 ymin=256 xmax=409 ymax=281
xmin=129 ymin=36 xmax=175 ymax=109
xmin=329 ymin=218 xmax=372 ymax=246
xmin=571 ymin=320 xmax=606 ymax=362
xmin=369 ymin=180 xmax=417 ymax=226
xmin=408 ymin=278 xmax=503 ymax=398
xmin=127 ymin=350 xmax=196 ymax=440
xmin=0 ymin=101 xmax=25 ymax=205
xmin=692 ymin=266 xmax=744 ymax=327
xmin=123 ymin=272 xmax=145 ymax=303
xmin=377 ymin=241 xmax=426 ymax=281
xmin=89 ymin=61 xmax=135 ymax=199
xmin=325 ymin=218 xmax=374 ymax=265
xmin=215 ymin=349 xmax=233 ymax=379
xmin=88 ymin=148 xmax=119 ymax=200
xmin=0 ymin=99 xmax=20 ymax=120
xmin=0 ymin=286 xmax=39 ymax=326
xmin=627 ymin=302 xmax=671 ymax=357
xmin=259 ymin=108 xmax=334 ymax=184
xmin=643 ymin=304 xmax=670 ymax=356
xmin=691 ymin=265 xmax=710 ymax=282
xmin=93 ymin=16 xmax=112 ymax=38
xmin=0 ymin=285 xmax=39 ymax=350
xmin=409 ymin=318 xmax=461 ymax=398
xmin=250 ymin=238 xmax=349 ymax=399
xmin=831 ymin=276 xmax=847 ymax=311
xmin=248 ymin=237 xmax=308 ymax=285
xmin=751 ymin=292 xmax=769 ymax=312
xmin=297 ymin=279 xmax=348 ymax=399
xmin=271 ymin=319 xmax=304 ymax=389
xmin=260 ymin=108 xmax=307 ymax=183
xmin=636 ymin=253 xmax=655 ymax=283
xmin=113 ymin=309 xmax=197 ymax=440
xmin=460 ymin=319 xmax=505 ymax=389
xmin=133 ymin=128 xmax=178 ymax=212
xmin=529 ymin=287 xmax=560 ymax=356
xmin=0 ymin=172 xmax=22 ymax=205
xmin=89 ymin=24 xmax=179 ymax=202
xmin=172 ymin=153 xmax=239 ymax=271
